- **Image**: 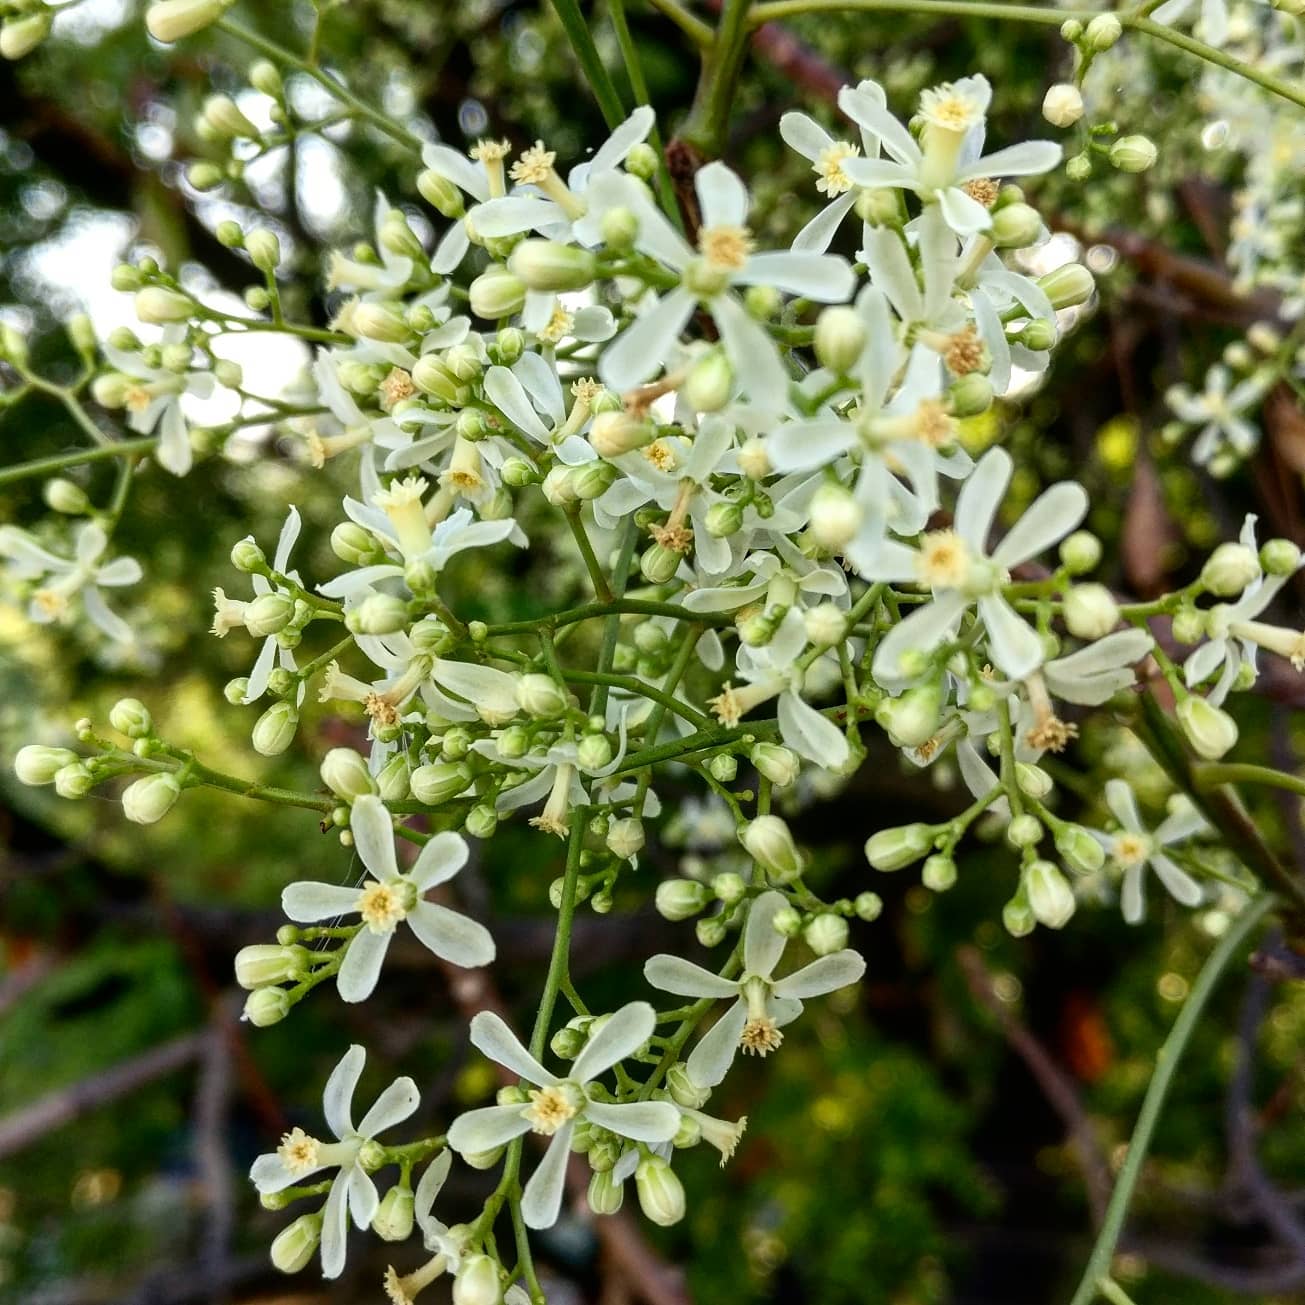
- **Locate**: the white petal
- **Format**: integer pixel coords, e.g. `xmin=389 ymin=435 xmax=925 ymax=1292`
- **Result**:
xmin=1152 ymin=853 xmax=1203 ymax=907
xmin=584 ymin=1100 xmax=680 ymax=1143
xmin=792 ymin=192 xmax=857 ymax=254
xmin=447 ymin=1103 xmax=533 ymax=1154
xmin=337 ymin=928 xmax=392 ymax=1003
xmin=407 ymin=901 xmax=496 ymax=968
xmin=357 ymin=1076 xmax=420 ymax=1138
xmin=521 ymin=1124 xmax=574 ymax=1229
xmin=347 ymin=1163 xmax=380 ymax=1230
xmin=695 ymin=161 xmax=750 ymax=229
xmin=978 ymin=593 xmax=1044 ymax=681
xmin=350 ymin=794 xmax=400 ymax=882
xmin=837 ymin=83 xmax=918 ymax=164
xmin=409 ymin=830 xmax=470 ymax=890
xmin=485 ymin=365 xmax=550 ymax=442
xmin=685 ymin=998 xmax=746 ymax=1088
xmin=599 ymin=288 xmax=696 ymax=390
xmin=413 ymin=1150 xmax=453 ymax=1230
xmin=742 ymin=251 xmax=856 ymax=302
xmin=282 ymin=880 xmax=360 ymax=922
xmin=469 ymin=1010 xmax=556 ymax=1085
xmin=470 ymin=195 xmax=562 ymax=238
xmin=572 ymin=1001 xmax=656 ymax=1083
xmin=964 ymin=141 xmax=1062 ymax=180
xmin=319 ymin=1172 xmax=350 ymax=1279
xmin=589 ymin=105 xmax=656 ymax=175
xmin=644 ymin=954 xmax=739 ymax=998
xmin=712 ymin=293 xmax=787 ymax=414
xmin=991 ymin=482 xmax=1087 ymax=568
xmin=1121 ymin=863 xmax=1145 ymax=925
xmin=771 ymin=949 xmax=866 ymax=999
xmin=82 ymin=587 xmax=133 ymax=643
xmin=871 ymin=591 xmax=968 ymax=690
xmin=955 ymin=446 xmax=1012 ymax=553
xmin=765 ymin=417 xmax=857 ymax=474
xmin=862 ymin=225 xmax=924 ymax=321
xmin=323 ymin=1045 xmax=365 ymax=1139
xmin=743 ymin=890 xmax=790 ymax=978
xmin=778 ymin=690 xmax=849 ymax=768
xmin=937 ymin=186 xmax=993 ymax=235
xmin=1105 ymin=778 xmax=1143 ymax=832
xmin=779 ymin=111 xmax=833 ymax=162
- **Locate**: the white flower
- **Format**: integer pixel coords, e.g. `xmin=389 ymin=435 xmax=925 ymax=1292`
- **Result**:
xmin=643 ymin=890 xmax=865 ymax=1087
xmin=101 ymin=325 xmax=215 ymax=476
xmin=326 ymin=192 xmax=416 ymax=297
xmin=841 ymin=77 xmax=1061 ymax=235
xmin=864 ymin=446 xmax=1088 ymax=689
xmin=251 ymin=1044 xmax=419 ymax=1278
xmin=585 ymin=165 xmax=855 ymax=410
xmin=282 ymin=794 xmax=494 ymax=1001
xmin=0 ymin=521 xmax=141 ymax=643
xmin=1166 ymin=364 xmax=1269 ymax=465
xmin=1151 ymin=0 xmax=1228 ymax=45
xmin=236 ymin=506 xmax=304 ymax=704
xmin=446 ymin=1002 xmax=679 ymax=1229
xmin=1095 ymin=779 xmax=1208 ymax=923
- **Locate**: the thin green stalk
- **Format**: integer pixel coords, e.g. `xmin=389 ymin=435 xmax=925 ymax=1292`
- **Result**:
xmin=0 ymin=437 xmax=158 ymax=488
xmin=547 ymin=0 xmax=627 ymax=128
xmin=1193 ymin=763 xmax=1305 ymax=801
xmin=483 ymin=597 xmax=731 ymax=637
xmin=563 ymin=668 xmax=713 ymax=729
xmin=679 ymin=0 xmax=756 ymax=156
xmin=590 ymin=520 xmax=639 ymax=720
xmin=1066 ymin=893 xmax=1275 ymax=1305
xmin=648 ymin=0 xmax=713 ymax=45
xmin=530 ymin=814 xmax=588 ymax=1061
xmin=565 ymin=507 xmax=614 ymax=602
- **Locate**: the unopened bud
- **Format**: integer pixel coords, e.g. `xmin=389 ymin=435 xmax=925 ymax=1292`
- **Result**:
xmin=865 ymin=822 xmax=933 ymax=871
xmin=15 ymin=745 xmax=78 ymax=786
xmin=804 ymin=913 xmax=849 ymax=956
xmin=1064 ymin=583 xmax=1119 ymax=640
xmin=635 ymin=1155 xmax=685 ymax=1227
xmin=1041 ymin=84 xmax=1084 ymax=129
xmin=410 ymin=762 xmax=471 ymax=805
xmin=269 ymin=1211 xmax=321 ymax=1273
xmin=751 ymin=741 xmax=800 ymax=787
xmin=122 ymin=772 xmax=181 ymax=823
xmin=656 ymin=879 xmax=708 ymax=921
xmin=1025 ymin=859 xmax=1076 ymax=928
xmin=1176 ymin=695 xmax=1238 ymax=760
xmin=1201 ymin=542 xmax=1258 ymax=596
xmin=507 ymin=240 xmax=596 ymax=292
xmin=814 ymin=305 xmax=866 ymax=373
xmin=739 ymin=814 xmax=803 ymax=882
xmin=253 ymin=702 xmax=298 ymax=757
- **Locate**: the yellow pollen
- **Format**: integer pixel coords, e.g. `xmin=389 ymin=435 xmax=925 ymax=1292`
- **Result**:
xmin=469 ymin=138 xmax=511 ymax=163
xmin=913 ymin=398 xmax=958 ymax=447
xmin=510 ymin=141 xmax=558 ymax=186
xmin=33 ymin=588 xmax=69 ymax=619
xmin=277 ymin=1127 xmax=321 ymax=1175
xmin=962 ymin=177 xmax=1000 ymax=207
xmin=538 ymin=305 xmax=574 ymax=344
xmin=571 ymin=377 xmax=603 ymax=406
xmin=1112 ymin=833 xmax=1152 ymax=870
xmin=920 ymin=84 xmax=984 ymax=133
xmin=384 ymin=1268 xmax=416 ymax=1305
xmin=943 ymin=326 xmax=985 ymax=376
xmin=523 ymin=1085 xmax=578 ymax=1135
xmin=649 ymin=521 xmax=693 ymax=553
xmin=365 ymin=692 xmax=401 ymax=727
xmin=528 ymin=812 xmax=570 ymax=838
xmin=1025 ymin=716 xmax=1078 ymax=753
xmin=708 ymin=684 xmax=744 ymax=727
xmin=305 ymin=430 xmax=327 ymax=469
xmin=739 ymin=1017 xmax=783 ymax=1056
xmin=642 ymin=439 xmax=680 ymax=472
xmin=814 ymin=141 xmax=860 ymax=196
xmin=698 ymin=223 xmax=754 ymax=271
xmin=124 ymin=384 xmax=152 ymax=414
xmin=381 ymin=367 xmax=416 ymax=409
xmin=917 ymin=529 xmax=970 ymax=589
xmin=356 ymin=879 xmax=408 ymax=933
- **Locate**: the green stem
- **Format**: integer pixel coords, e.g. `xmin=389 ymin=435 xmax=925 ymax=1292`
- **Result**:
xmin=562 ymin=668 xmax=713 ymax=729
xmin=590 ymin=520 xmax=639 ymax=721
xmin=0 ymin=437 xmax=158 ymax=488
xmin=679 ymin=0 xmax=755 ymax=157
xmin=1192 ymin=763 xmax=1305 ymax=801
xmin=565 ymin=507 xmax=614 ymax=603
xmin=547 ymin=0 xmax=627 ymax=128
xmin=1066 ymin=893 xmax=1275 ymax=1305
xmin=647 ymin=0 xmax=713 ymax=45
xmin=483 ymin=597 xmax=731 ymax=637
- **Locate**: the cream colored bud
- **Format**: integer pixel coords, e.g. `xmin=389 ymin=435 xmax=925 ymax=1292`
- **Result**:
xmin=15 ymin=745 xmax=78 ymax=786
xmin=1201 ymin=542 xmax=1258 ymax=596
xmin=1 ymin=12 xmax=52 ymax=60
xmin=203 ymin=93 xmax=259 ymax=139
xmin=468 ymin=265 xmax=526 ymax=319
xmin=252 ymin=702 xmax=299 ymax=757
xmin=320 ymin=747 xmax=377 ymax=801
xmin=134 ymin=286 xmax=193 ymax=323
xmin=739 ymin=814 xmax=803 ymax=882
xmin=1176 ymin=696 xmax=1238 ymax=760
xmin=516 ymin=673 xmax=568 ymax=719
xmin=606 ymin=817 xmax=645 ymax=860
xmin=1063 ymin=583 xmax=1119 ymax=640
xmin=814 ymin=305 xmax=866 ymax=373
xmin=589 ymin=410 xmax=652 ymax=458
xmin=808 ymin=481 xmax=862 ymax=550
xmin=507 ymin=240 xmax=596 ymax=292
xmin=269 ymin=1212 xmax=321 ymax=1273
xmin=635 ymin=1155 xmax=685 ymax=1227
xmin=1025 ymin=859 xmax=1076 ymax=928
xmin=122 ymin=772 xmax=181 ymax=823
xmin=146 ymin=0 xmax=231 ymax=42
xmin=1041 ymin=84 xmax=1084 ymax=128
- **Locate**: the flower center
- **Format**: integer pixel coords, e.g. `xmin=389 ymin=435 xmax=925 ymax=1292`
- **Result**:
xmin=814 ymin=141 xmax=860 ymax=196
xmin=698 ymin=223 xmax=754 ymax=271
xmin=523 ymin=1084 xmax=579 ymax=1135
xmin=913 ymin=398 xmax=959 ymax=447
xmin=962 ymin=177 xmax=999 ymax=208
xmin=919 ymin=84 xmax=984 ymax=134
xmin=642 ymin=438 xmax=681 ymax=473
xmin=740 ymin=1017 xmax=783 ymax=1057
xmin=277 ymin=1127 xmax=322 ymax=1175
xmin=942 ymin=327 xmax=985 ymax=377
xmin=381 ymin=367 xmax=416 ymax=409
xmin=917 ymin=529 xmax=971 ymax=589
xmin=356 ymin=879 xmax=415 ymax=933
xmin=1112 ymin=833 xmax=1152 ymax=869
xmin=539 ymin=305 xmax=574 ymax=344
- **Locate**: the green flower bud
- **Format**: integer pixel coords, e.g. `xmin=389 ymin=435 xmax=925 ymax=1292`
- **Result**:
xmin=186 ymin=161 xmax=224 ymax=192
xmin=108 ymin=697 xmax=152 ymax=739
xmin=516 ymin=673 xmax=567 ymax=719
xmin=253 ymin=702 xmax=298 ymax=757
xmin=372 ymin=1184 xmax=415 ymax=1242
xmin=1064 ymin=583 xmax=1120 ymax=640
xmin=122 ymin=773 xmax=181 ymax=824
xmin=1006 ymin=813 xmax=1043 ymax=849
xmin=244 ymin=985 xmax=291 ymax=1027
xmin=865 ymin=822 xmax=933 ymax=871
xmin=708 ymin=753 xmax=738 ymax=782
xmin=684 ymin=349 xmax=734 ymax=411
xmin=248 ymin=58 xmax=281 ymax=95
xmin=246 ymin=228 xmax=281 ymax=273
xmin=269 ymin=1211 xmax=321 ymax=1273
xmin=0 ymin=12 xmax=53 ymax=60
xmin=948 ymin=372 xmax=993 ymax=417
xmin=922 ymin=854 xmax=957 ymax=892
xmin=751 ymin=741 xmax=800 ymax=788
xmin=1176 ymin=695 xmax=1238 ymax=760
xmin=573 ymin=462 xmax=618 ymax=501
xmin=15 ymin=745 xmax=79 ymax=786
xmin=1085 ymin=12 xmax=1122 ymax=48
xmin=1041 ymin=83 xmax=1084 ymax=129
xmin=606 ymin=817 xmax=645 ymax=860
xmin=704 ymin=500 xmax=744 ymax=539
xmin=809 ymin=481 xmax=862 ymax=550
xmin=1015 ymin=763 xmax=1053 ymax=800
xmin=228 ymin=536 xmax=265 ymax=574
xmin=351 ymin=301 xmax=410 ymax=344
xmin=1055 ymin=823 xmax=1106 ymax=874
xmin=635 ymin=1155 xmax=685 ymax=1227
xmin=1261 ymin=538 xmax=1302 ymax=577
xmin=41 ymin=478 xmax=90 ymax=516
xmin=589 ymin=410 xmax=653 ymax=459
xmin=1109 ymin=134 xmax=1157 ymax=173
xmin=599 ymin=205 xmax=640 ymax=248
xmin=588 ymin=1167 xmax=624 ymax=1215
xmin=244 ymin=592 xmax=294 ymax=637
xmin=1019 ymin=318 xmax=1059 ymax=351
xmin=468 ymin=266 xmax=526 ymax=320
xmin=319 ymin=748 xmax=375 ymax=801
xmin=804 ymin=913 xmax=849 ymax=956
xmin=418 ymin=168 xmax=463 ymax=216
xmin=624 ymin=142 xmax=659 ymax=180
xmin=1059 ymin=530 xmax=1101 ymax=575
xmin=203 ymin=93 xmax=259 ymax=139
xmin=698 ymin=916 xmax=726 ymax=947
xmin=453 ymin=1253 xmax=502 ymax=1305
xmin=1170 ymin=606 xmax=1206 ymax=645
xmin=739 ymin=814 xmax=803 ymax=882
xmin=234 ymin=943 xmax=309 ymax=989
xmin=507 ymin=240 xmax=596 ymax=292
xmin=772 ymin=905 xmax=802 ymax=937
xmin=410 ymin=761 xmax=471 ymax=805
xmin=1002 ymin=885 xmax=1036 ymax=937
xmin=1201 ymin=542 xmax=1258 ymax=596
xmin=1024 ymin=859 xmax=1076 ymax=928
xmin=666 ymin=1061 xmax=711 ymax=1109
xmin=462 ymin=1146 xmax=505 ymax=1170
xmin=656 ymin=878 xmax=708 ymax=921
xmin=640 ymin=542 xmax=682 ymax=585
xmin=348 ymin=593 xmax=409 ymax=636
xmin=990 ymin=202 xmax=1044 ymax=248
xmin=854 ymin=891 xmax=883 ymax=921
xmin=877 ymin=682 xmax=944 ymax=750
xmin=1036 ymin=263 xmax=1094 ymax=310
xmin=814 ymin=305 xmax=867 ymax=373
xmin=54 ymin=763 xmax=95 ymax=799
xmin=135 ymin=286 xmax=193 ymax=324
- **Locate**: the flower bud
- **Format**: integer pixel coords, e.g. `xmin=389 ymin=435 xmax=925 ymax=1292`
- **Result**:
xmin=635 ymin=1154 xmax=685 ymax=1227
xmin=453 ymin=1253 xmax=502 ymax=1305
xmin=814 ymin=305 xmax=866 ymax=373
xmin=804 ymin=913 xmax=849 ymax=956
xmin=606 ymin=817 xmax=645 ymax=860
xmin=576 ymin=733 xmax=613 ymax=772
xmin=1020 ymin=318 xmax=1058 ymax=351
xmin=1261 ymin=538 xmax=1301 ymax=577
xmin=1 ymin=12 xmax=52 ymax=60
xmin=352 ymin=302 xmax=410 ymax=344
xmin=106 ymin=697 xmax=152 ymax=740
xmin=865 ymin=822 xmax=933 ymax=871
xmin=588 ymin=1168 xmax=624 ymax=1215
xmin=589 ymin=409 xmax=653 ymax=458
xmin=349 ymin=593 xmax=409 ymax=635
xmin=876 ymin=682 xmax=943 ymax=749
xmin=516 ymin=673 xmax=568 ymax=719
xmin=1166 ymin=606 xmax=1204 ymax=647
xmin=410 ymin=761 xmax=471 ymax=805
xmin=1177 ymin=695 xmax=1238 ymax=760
xmin=1063 ymin=583 xmax=1119 ymax=640
xmin=320 ymin=748 xmax=376 ymax=801
xmin=666 ymin=1062 xmax=711 ymax=1109
xmin=203 ymin=93 xmax=259 ymax=139
xmin=54 ymin=763 xmax=96 ymax=799
xmin=235 ymin=943 xmax=309 ymax=989
xmin=15 ymin=745 xmax=79 ymax=786
xmin=922 ymin=853 xmax=957 ymax=891
xmin=1036 ymin=263 xmax=1094 ymax=310
xmin=751 ymin=741 xmax=800 ymax=788
xmin=551 ymin=1024 xmax=585 ymax=1059
xmin=269 ymin=1211 xmax=321 ymax=1273
xmin=244 ymin=985 xmax=291 ymax=1027
xmin=948 ymin=372 xmax=993 ymax=417
xmin=246 ymin=228 xmax=281 ymax=272
xmin=249 ymin=59 xmax=281 ymax=95
xmin=1109 ymin=135 xmax=1157 ymax=173
xmin=704 ymin=500 xmax=744 ymax=539
xmin=1055 ymin=823 xmax=1106 ymax=874
xmin=135 ymin=286 xmax=193 ymax=323
xmin=1041 ymin=84 xmax=1084 ymax=128
xmin=507 ymin=240 xmax=596 ymax=292
xmin=122 ymin=773 xmax=181 ymax=824
xmin=739 ymin=814 xmax=803 ymax=882
xmin=772 ymin=905 xmax=802 ymax=936
xmin=656 ymin=878 xmax=708 ymax=921
xmin=854 ymin=891 xmax=883 ymax=921
xmin=1025 ymin=859 xmax=1076 ymax=928
xmin=146 ymin=0 xmax=232 ymax=43
xmin=1015 ymin=762 xmax=1053 ymax=800
xmin=253 ymin=702 xmax=299 ymax=757
xmin=1085 ymin=12 xmax=1122 ymax=48
xmin=244 ymin=592 xmax=295 ymax=637
xmin=640 ymin=542 xmax=682 ymax=585
xmin=809 ymin=482 xmax=862 ymax=550
xmin=1006 ymin=813 xmax=1042 ymax=849
xmin=712 ymin=872 xmax=747 ymax=905
xmin=230 ymin=536 xmax=266 ymax=573
xmin=468 ymin=266 xmax=526 ymax=319
xmin=418 ymin=168 xmax=463 ymax=216
xmin=372 ymin=1185 xmax=415 ymax=1242
xmin=1059 ymin=530 xmax=1101 ymax=575
xmin=1201 ymin=542 xmax=1258 ymax=596
xmin=573 ymin=462 xmax=617 ymax=501
xmin=684 ymin=350 xmax=733 ymax=411
xmin=804 ymin=602 xmax=846 ymax=647
xmin=461 ymin=803 xmax=496 ymax=840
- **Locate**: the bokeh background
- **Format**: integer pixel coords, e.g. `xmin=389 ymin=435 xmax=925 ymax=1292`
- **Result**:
xmin=3 ymin=3 xmax=1305 ymax=1303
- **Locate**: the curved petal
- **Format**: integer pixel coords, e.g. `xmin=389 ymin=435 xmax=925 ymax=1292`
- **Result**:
xmin=584 ymin=1100 xmax=680 ymax=1144
xmin=409 ymin=830 xmax=470 ymax=890
xmin=357 ymin=1076 xmax=420 ymax=1138
xmin=337 ymin=927 xmax=393 ymax=1003
xmin=1151 ymin=852 xmax=1203 ymax=907
xmin=644 ymin=954 xmax=740 ymax=999
xmin=778 ymin=689 xmax=849 ymax=769
xmin=323 ymin=1044 xmax=366 ymax=1139
xmin=413 ymin=1149 xmax=453 ymax=1228
xmin=837 ymin=83 xmax=918 ymax=164
xmin=765 ymin=417 xmax=857 ymax=474
xmin=447 ymin=1103 xmax=533 ymax=1154
xmin=349 ymin=794 xmax=400 ymax=882
xmin=599 ymin=287 xmax=696 ymax=391
xmin=977 ymin=593 xmax=1044 ymax=681
xmin=741 ymin=251 xmax=856 ymax=302
xmin=955 ymin=446 xmax=1011 ymax=553
xmin=572 ymin=1001 xmax=656 ymax=1083
xmin=743 ymin=890 xmax=790 ymax=978
xmin=862 ymin=225 xmax=924 ymax=321
xmin=770 ymin=949 xmax=866 ymax=999
xmin=964 ymin=140 xmax=1061 ymax=180
xmin=937 ymin=186 xmax=993 ymax=235
xmin=282 ymin=879 xmax=361 ymax=922
xmin=695 ymin=161 xmax=750 ymax=229
xmin=779 ymin=110 xmax=834 ymax=162
xmin=871 ymin=590 xmax=968 ymax=690
xmin=792 ymin=191 xmax=857 ymax=254
xmin=1121 ymin=863 xmax=1145 ymax=925
xmin=469 ymin=1010 xmax=556 ymax=1086
xmin=685 ymin=998 xmax=746 ymax=1088
xmin=712 ymin=293 xmax=786 ymax=414
xmin=407 ymin=901 xmax=496 ymax=968
xmin=991 ymin=481 xmax=1088 ymax=568
xmin=319 ymin=1172 xmax=351 ymax=1279
xmin=521 ymin=1123 xmax=574 ymax=1229
xmin=1104 ymin=777 xmax=1143 ymax=833
xmin=347 ymin=1163 xmax=380 ymax=1230
xmin=485 ymin=365 xmax=550 ymax=442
